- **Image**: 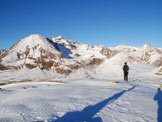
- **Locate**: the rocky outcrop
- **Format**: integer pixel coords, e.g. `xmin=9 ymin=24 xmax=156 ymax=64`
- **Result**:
xmin=0 ymin=64 xmax=8 ymax=70
xmin=88 ymin=58 xmax=104 ymax=66
xmin=100 ymin=46 xmax=117 ymax=59
xmin=0 ymin=49 xmax=7 ymax=55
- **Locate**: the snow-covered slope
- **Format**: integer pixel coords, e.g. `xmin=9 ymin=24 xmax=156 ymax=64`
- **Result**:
xmin=0 ymin=78 xmax=161 ymax=122
xmin=0 ymin=34 xmax=162 ymax=81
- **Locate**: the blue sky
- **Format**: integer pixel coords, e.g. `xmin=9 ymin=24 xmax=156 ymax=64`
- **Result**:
xmin=0 ymin=0 xmax=162 ymax=49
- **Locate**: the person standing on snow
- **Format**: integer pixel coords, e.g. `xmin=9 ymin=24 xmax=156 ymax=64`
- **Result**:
xmin=154 ymin=88 xmax=162 ymax=122
xmin=123 ymin=62 xmax=129 ymax=81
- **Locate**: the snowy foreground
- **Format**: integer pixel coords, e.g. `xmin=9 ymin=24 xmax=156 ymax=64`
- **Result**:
xmin=0 ymin=77 xmax=162 ymax=122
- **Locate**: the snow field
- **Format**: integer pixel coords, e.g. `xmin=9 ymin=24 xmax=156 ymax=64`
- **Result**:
xmin=0 ymin=78 xmax=160 ymax=122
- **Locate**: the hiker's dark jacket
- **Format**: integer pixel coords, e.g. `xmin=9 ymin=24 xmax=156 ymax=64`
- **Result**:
xmin=123 ymin=64 xmax=129 ymax=72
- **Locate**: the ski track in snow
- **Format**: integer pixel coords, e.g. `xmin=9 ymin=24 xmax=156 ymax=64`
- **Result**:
xmin=0 ymin=78 xmax=161 ymax=122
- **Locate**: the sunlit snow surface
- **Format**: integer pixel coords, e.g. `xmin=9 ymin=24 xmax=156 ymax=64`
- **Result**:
xmin=0 ymin=67 xmax=162 ymax=122
xmin=0 ymin=60 xmax=162 ymax=122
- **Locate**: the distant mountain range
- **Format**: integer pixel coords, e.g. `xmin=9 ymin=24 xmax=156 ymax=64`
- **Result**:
xmin=0 ymin=34 xmax=162 ymax=76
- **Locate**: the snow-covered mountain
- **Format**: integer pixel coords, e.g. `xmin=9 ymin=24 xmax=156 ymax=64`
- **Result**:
xmin=110 ymin=44 xmax=162 ymax=66
xmin=0 ymin=34 xmax=161 ymax=79
xmin=0 ymin=34 xmax=113 ymax=73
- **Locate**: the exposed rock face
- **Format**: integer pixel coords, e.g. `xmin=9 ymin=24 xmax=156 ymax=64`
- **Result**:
xmin=0 ymin=34 xmax=162 ymax=75
xmin=55 ymin=68 xmax=72 ymax=75
xmin=100 ymin=46 xmax=116 ymax=59
xmin=0 ymin=50 xmax=8 ymax=70
xmin=0 ymin=64 xmax=8 ymax=70
xmin=88 ymin=58 xmax=104 ymax=66
xmin=0 ymin=49 xmax=7 ymax=55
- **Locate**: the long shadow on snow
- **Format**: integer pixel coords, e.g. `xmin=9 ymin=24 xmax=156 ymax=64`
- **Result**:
xmin=0 ymin=89 xmax=12 ymax=93
xmin=154 ymin=88 xmax=162 ymax=122
xmin=48 ymin=86 xmax=136 ymax=122
xmin=47 ymin=38 xmax=73 ymax=59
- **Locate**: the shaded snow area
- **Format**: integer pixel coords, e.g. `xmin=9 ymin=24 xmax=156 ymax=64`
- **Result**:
xmin=0 ymin=78 xmax=162 ymax=122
